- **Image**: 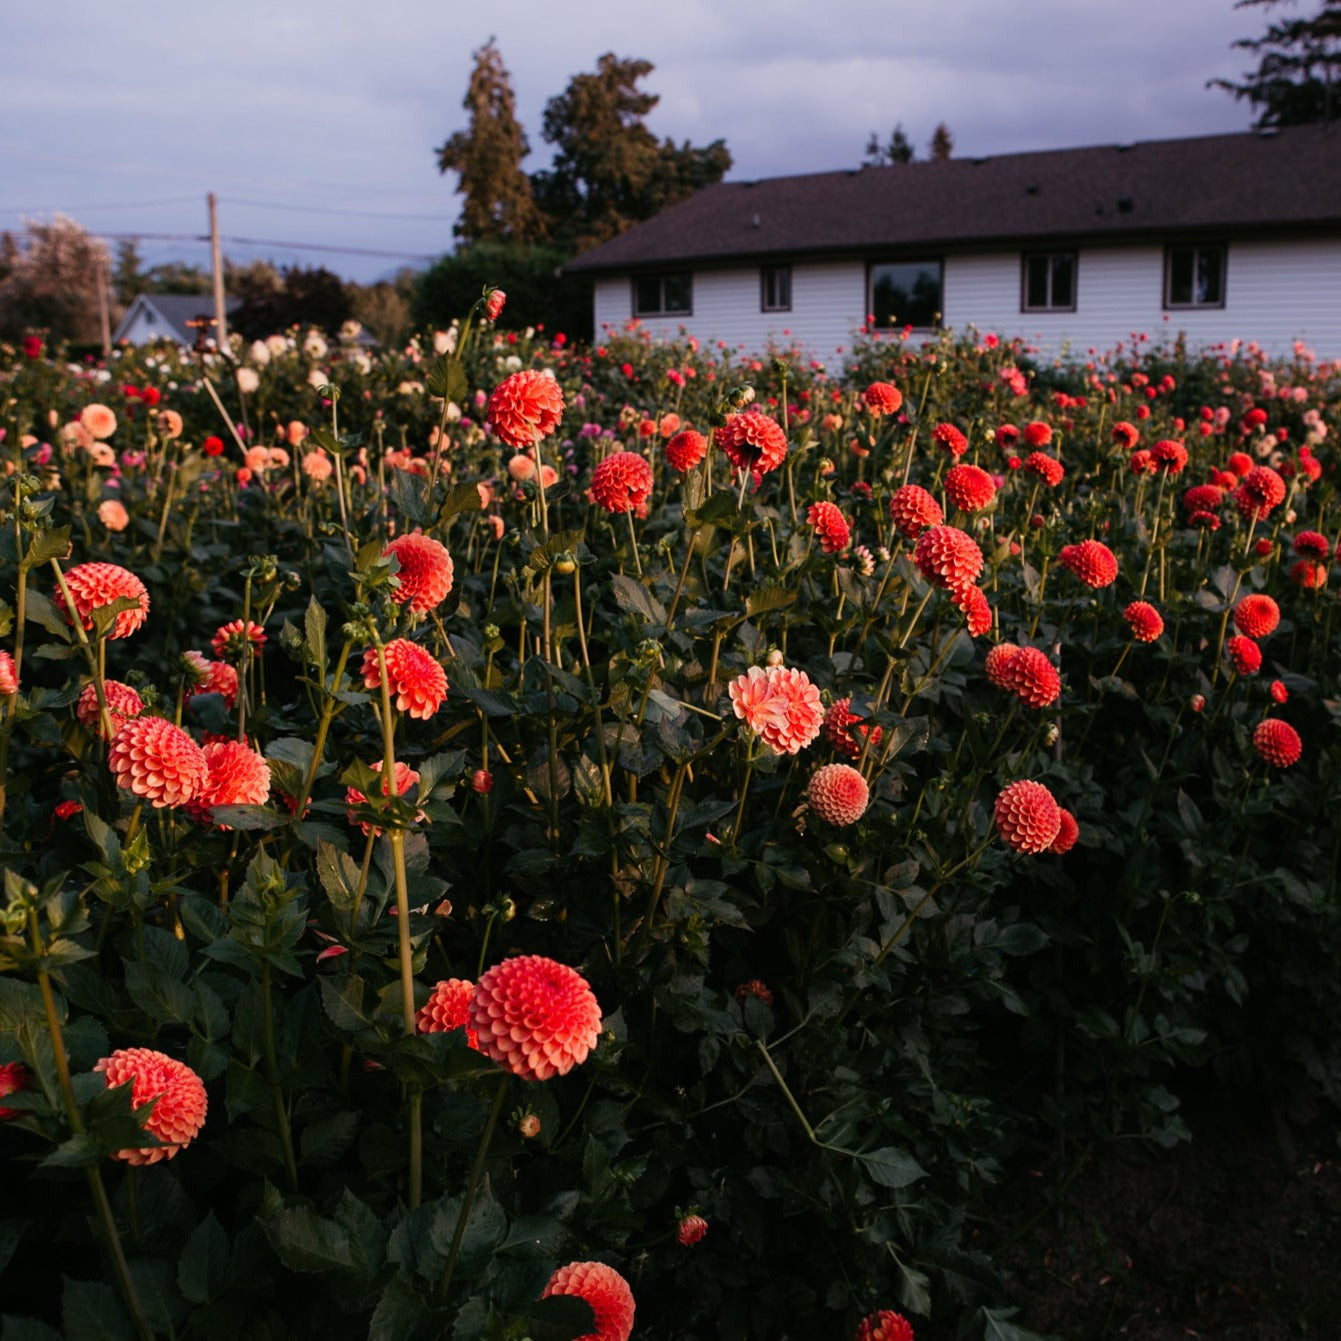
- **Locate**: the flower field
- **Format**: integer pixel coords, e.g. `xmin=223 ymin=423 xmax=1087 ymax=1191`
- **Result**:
xmin=0 ymin=305 xmax=1338 ymax=1340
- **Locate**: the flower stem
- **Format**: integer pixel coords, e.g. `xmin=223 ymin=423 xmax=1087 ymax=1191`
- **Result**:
xmin=261 ymin=960 xmax=299 ymax=1193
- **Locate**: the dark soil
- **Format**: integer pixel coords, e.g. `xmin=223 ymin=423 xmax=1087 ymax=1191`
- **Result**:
xmin=980 ymin=1090 xmax=1341 ymax=1340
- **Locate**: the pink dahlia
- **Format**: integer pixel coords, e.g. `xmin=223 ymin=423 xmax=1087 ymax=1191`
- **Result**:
xmin=994 ymin=779 xmax=1063 ymax=854
xmin=1253 ymin=718 xmax=1302 ymax=768
xmin=0 ymin=650 xmax=15 ymax=696
xmin=714 ymin=409 xmax=788 ymax=477
xmin=190 ymin=739 xmax=270 ymax=825
xmin=109 ymin=717 xmax=208 ymax=808
xmin=383 ymin=532 xmax=455 ymax=614
xmin=210 ymin=619 xmax=266 ymax=659
xmin=78 ymin=679 xmax=144 ymax=738
xmin=59 ymin=563 xmax=149 ymax=640
xmin=486 ymin=369 xmax=565 ymax=449
xmin=416 ymin=978 xmax=480 ymax=1050
xmin=807 ymin=764 xmax=869 ymax=826
xmin=93 ymin=1048 xmax=207 ymax=1164
xmin=888 ymin=483 xmax=943 ymax=539
xmin=913 ymin=525 xmax=983 ymax=593
xmin=591 ymin=451 xmax=654 ymax=514
xmin=1123 ymin=600 xmax=1164 ymax=643
xmin=361 ymin=639 xmax=448 ymax=719
xmin=806 ymin=500 xmax=851 ymax=554
xmin=540 ymin=1261 xmax=635 ymax=1341
xmin=469 ymin=955 xmax=602 ymax=1082
xmin=1059 ymin=540 xmax=1119 ymax=589
xmin=823 ymin=698 xmax=882 ymax=760
xmin=664 ymin=429 xmax=707 ymax=473
xmin=944 ymin=463 xmax=996 ymax=513
xmin=1232 ymin=594 xmax=1280 ymax=639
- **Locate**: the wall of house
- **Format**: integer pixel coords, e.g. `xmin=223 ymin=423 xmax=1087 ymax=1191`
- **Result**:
xmin=115 ymin=306 xmax=163 ymax=346
xmin=592 ymin=237 xmax=1341 ymax=364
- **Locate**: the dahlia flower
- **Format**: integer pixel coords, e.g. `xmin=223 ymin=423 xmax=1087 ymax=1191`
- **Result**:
xmin=677 ymin=1213 xmax=709 ymax=1246
xmin=1151 ymin=439 xmax=1188 ymax=473
xmin=1292 ymin=530 xmax=1330 ymax=560
xmin=1058 ymin=540 xmax=1119 ymax=589
xmin=0 ymin=651 xmax=15 ymax=697
xmin=59 ymin=563 xmax=149 ymax=640
xmin=1233 ymin=466 xmax=1286 ymax=520
xmin=469 ymin=955 xmax=602 ymax=1081
xmin=210 ymin=619 xmax=266 ymax=659
xmin=854 ymin=1310 xmax=915 ymax=1341
xmin=1049 ymin=808 xmax=1080 ymax=855
xmin=994 ymin=779 xmax=1063 ymax=854
xmin=78 ymin=679 xmax=144 ymax=738
xmin=807 ymin=763 xmax=869 ymax=825
xmin=728 ymin=664 xmax=823 ymax=756
xmin=109 ymin=717 xmax=208 ymax=808
xmin=93 ymin=1048 xmax=207 ymax=1164
xmin=863 ymin=382 xmax=903 ymax=415
xmin=383 ymin=532 xmax=455 ymax=614
xmin=823 ymin=698 xmax=882 ymax=760
xmin=913 ymin=525 xmax=983 ymax=593
xmin=984 ymin=642 xmax=1020 ymax=689
xmin=540 ymin=1261 xmax=635 ymax=1341
xmin=931 ymin=422 xmax=968 ymax=458
xmin=944 ymin=463 xmax=996 ymax=512
xmin=1022 ymin=452 xmax=1064 ymax=486
xmin=416 ymin=978 xmax=480 ymax=1050
xmin=1233 ymin=594 xmax=1280 ymax=639
xmin=806 ymin=500 xmax=851 ymax=554
xmin=1123 ymin=600 xmax=1164 ymax=643
xmin=361 ymin=639 xmax=448 ymax=719
xmin=1023 ymin=421 xmax=1053 ymax=448
xmin=714 ymin=410 xmax=788 ymax=477
xmin=97 ymin=499 xmax=130 ymax=531
xmin=1226 ymin=635 xmax=1262 ymax=676
xmin=190 ymin=739 xmax=271 ymax=826
xmin=664 ymin=429 xmax=707 ymax=473
xmin=487 ymin=369 xmax=565 ymax=449
xmin=345 ymin=760 xmax=422 ymax=836
xmin=888 ymin=484 xmax=943 ymax=539
xmin=952 ymin=584 xmax=993 ymax=637
xmin=0 ymin=1061 xmax=30 ymax=1119
xmin=1253 ymin=718 xmax=1302 ymax=768
xmin=80 ymin=404 xmax=118 ymax=440
xmin=1006 ymin=646 xmax=1061 ymax=708
xmin=590 ymin=451 xmax=654 ymax=514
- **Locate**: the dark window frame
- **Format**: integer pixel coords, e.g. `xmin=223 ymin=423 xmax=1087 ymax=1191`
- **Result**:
xmin=1020 ymin=251 xmax=1078 ymax=313
xmin=866 ymin=257 xmax=944 ymax=331
xmin=1163 ymin=243 xmax=1227 ymax=310
xmin=761 ymin=263 xmax=792 ymax=313
xmin=631 ymin=271 xmax=694 ymax=318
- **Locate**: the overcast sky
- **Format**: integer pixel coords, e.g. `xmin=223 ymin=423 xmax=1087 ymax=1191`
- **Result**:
xmin=2 ymin=0 xmax=1263 ymax=283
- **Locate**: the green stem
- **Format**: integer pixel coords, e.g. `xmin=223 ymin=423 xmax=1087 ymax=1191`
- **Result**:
xmin=261 ymin=961 xmax=299 ymax=1193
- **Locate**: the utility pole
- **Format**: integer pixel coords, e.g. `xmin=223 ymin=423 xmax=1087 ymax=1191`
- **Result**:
xmin=94 ymin=250 xmax=111 ymax=355
xmin=208 ymin=192 xmax=228 ymax=350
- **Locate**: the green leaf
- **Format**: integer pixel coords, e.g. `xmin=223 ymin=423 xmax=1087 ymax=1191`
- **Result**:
xmin=209 ymin=804 xmax=282 ymax=831
xmin=318 ymin=975 xmax=372 ymax=1032
xmin=23 ymin=590 xmax=70 ymax=641
xmin=89 ymin=595 xmax=142 ymax=641
xmin=860 ymin=1145 xmax=928 ymax=1189
xmin=981 ymin=1305 xmax=1055 ymax=1340
xmin=300 ymin=1111 xmax=359 ymax=1167
xmin=304 ymin=596 xmax=328 ymax=677
xmin=369 ymin=1277 xmax=425 ymax=1341
xmin=426 ymin=352 xmax=468 ymax=404
xmin=61 ymin=1277 xmax=134 ymax=1341
xmin=439 ymin=480 xmax=485 ymax=521
xmin=123 ymin=959 xmax=194 ymax=1025
xmin=745 ymin=583 xmax=798 ymax=619
xmin=261 ymin=1204 xmax=355 ymax=1274
xmin=178 ymin=1211 xmax=229 ymax=1306
xmin=1 ymin=1317 xmax=64 ymax=1341
xmin=429 ymin=1188 xmax=506 ymax=1278
xmin=23 ymin=526 xmax=72 ymax=570
xmin=0 ymin=1220 xmax=29 ymax=1277
xmin=608 ymin=573 xmax=666 ymax=624
xmin=522 ymin=1294 xmax=599 ymax=1340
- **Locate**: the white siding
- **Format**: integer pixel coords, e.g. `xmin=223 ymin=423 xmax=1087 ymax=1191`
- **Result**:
xmin=594 ymin=237 xmax=1341 ymax=363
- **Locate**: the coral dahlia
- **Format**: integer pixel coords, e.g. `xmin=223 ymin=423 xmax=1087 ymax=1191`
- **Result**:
xmin=361 ymin=639 xmax=448 ymax=719
xmin=854 ymin=1308 xmax=916 ymax=1341
xmin=540 ymin=1261 xmax=635 ymax=1341
xmin=210 ymin=619 xmax=266 ymax=659
xmin=807 ymin=763 xmax=869 ymax=826
xmin=486 ymin=369 xmax=565 ymax=449
xmin=1058 ymin=539 xmax=1119 ymax=588
xmin=1049 ymin=808 xmax=1081 ymax=855
xmin=714 ymin=409 xmax=788 ymax=477
xmin=345 ymin=760 xmax=422 ymax=836
xmin=190 ymin=739 xmax=271 ymax=826
xmin=93 ymin=1048 xmax=207 ymax=1164
xmin=469 ymin=955 xmax=602 ymax=1082
xmin=806 ymin=500 xmax=851 ymax=553
xmin=677 ymin=1213 xmax=709 ymax=1246
xmin=994 ymin=779 xmax=1063 ymax=854
xmin=1290 ymin=559 xmax=1327 ymax=589
xmin=664 ymin=429 xmax=707 ymax=473
xmin=384 ymin=532 xmax=455 ymax=614
xmin=1253 ymin=718 xmax=1302 ymax=768
xmin=823 ymin=698 xmax=882 ymax=760
xmin=944 ymin=463 xmax=996 ymax=512
xmin=863 ymin=381 xmax=903 ymax=415
xmin=931 ymin=422 xmax=969 ymax=458
xmin=78 ymin=679 xmax=144 ymax=738
xmin=416 ymin=978 xmax=480 ymax=1050
xmin=913 ymin=525 xmax=983 ymax=593
xmin=109 ymin=717 xmax=208 ymax=808
xmin=591 ymin=451 xmax=654 ymax=514
xmin=80 ymin=403 xmax=118 ymax=440
xmin=1233 ymin=593 xmax=1280 ymax=639
xmin=952 ymin=583 xmax=993 ymax=637
xmin=888 ymin=483 xmax=943 ymax=539
xmin=984 ymin=642 xmax=1020 ymax=689
xmin=1006 ymin=646 xmax=1061 ymax=708
xmin=1123 ymin=600 xmax=1164 ymax=643
xmin=59 ymin=562 xmax=149 ymax=640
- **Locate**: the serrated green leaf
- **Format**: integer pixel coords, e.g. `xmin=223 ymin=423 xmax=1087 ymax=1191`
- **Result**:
xmin=860 ymin=1145 xmax=928 ymax=1189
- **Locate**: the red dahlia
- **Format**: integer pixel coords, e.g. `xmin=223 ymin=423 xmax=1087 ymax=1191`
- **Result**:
xmin=1023 ymin=420 xmax=1053 ymax=448
xmin=863 ymin=381 xmax=903 ymax=415
xmin=416 ymin=978 xmax=480 ymax=1050
xmin=664 ymin=429 xmax=707 ymax=473
xmin=888 ymin=484 xmax=943 ymax=539
xmin=913 ymin=525 xmax=983 ymax=593
xmin=540 ymin=1261 xmax=635 ymax=1341
xmin=1182 ymin=483 xmax=1224 ymax=514
xmin=1022 ymin=451 xmax=1064 ymax=486
xmin=1006 ymin=646 xmax=1061 ymax=708
xmin=806 ymin=500 xmax=851 ymax=554
xmin=1232 ymin=593 xmax=1280 ymax=639
xmin=1129 ymin=450 xmax=1156 ymax=476
xmin=1226 ymin=634 xmax=1262 ymax=676
xmin=995 ymin=779 xmax=1063 ymax=854
xmin=932 ymin=422 xmax=969 ymax=458
xmin=1112 ymin=421 xmax=1140 ymax=450
xmin=1290 ymin=559 xmax=1327 ymax=589
xmin=807 ymin=763 xmax=870 ymax=826
xmin=486 ymin=369 xmax=564 ymax=449
xmin=93 ymin=1048 xmax=207 ymax=1164
xmin=469 ymin=954 xmax=602 ymax=1082
xmin=1225 ymin=451 xmax=1254 ymax=479
xmin=944 ymin=463 xmax=996 ymax=512
xmin=109 ymin=717 xmax=208 ymax=808
xmin=0 ymin=1061 xmax=30 ymax=1119
xmin=1123 ymin=600 xmax=1164 ymax=643
xmin=1233 ymin=466 xmax=1286 ymax=520
xmin=984 ymin=642 xmax=1020 ymax=689
xmin=1059 ymin=539 xmax=1119 ymax=589
xmin=1292 ymin=530 xmax=1330 ymax=560
xmin=1049 ymin=808 xmax=1081 ymax=854
xmin=952 ymin=583 xmax=993 ymax=637
xmin=383 ymin=532 xmax=455 ymax=614
xmin=677 ymin=1213 xmax=709 ymax=1246
xmin=591 ymin=451 xmax=654 ymax=514
xmin=823 ymin=698 xmax=882 ymax=759
xmin=1151 ymin=439 xmax=1188 ymax=473
xmin=59 ymin=562 xmax=149 ymax=640
xmin=714 ymin=409 xmax=788 ymax=477
xmin=361 ymin=639 xmax=448 ymax=719
xmin=854 ymin=1308 xmax=916 ymax=1341
xmin=1253 ymin=718 xmax=1302 ymax=768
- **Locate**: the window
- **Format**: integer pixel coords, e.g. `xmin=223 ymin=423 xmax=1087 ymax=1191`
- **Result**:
xmin=1164 ymin=244 xmax=1225 ymax=308
xmin=633 ymin=272 xmax=692 ymax=317
xmin=1022 ymin=252 xmax=1076 ymax=312
xmin=868 ymin=259 xmax=942 ymax=329
xmin=761 ymin=264 xmax=791 ymax=312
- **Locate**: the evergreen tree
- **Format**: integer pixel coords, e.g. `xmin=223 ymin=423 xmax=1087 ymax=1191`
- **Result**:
xmin=929 ymin=123 xmax=955 ymax=161
xmin=864 ymin=124 xmax=915 ymax=166
xmin=436 ymin=38 xmax=540 ymax=242
xmin=1212 ymin=0 xmax=1341 ymax=126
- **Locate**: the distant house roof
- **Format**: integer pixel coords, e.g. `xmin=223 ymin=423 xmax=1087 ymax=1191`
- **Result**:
xmin=564 ymin=125 xmax=1341 ymax=275
xmin=112 ymin=293 xmax=242 ymax=345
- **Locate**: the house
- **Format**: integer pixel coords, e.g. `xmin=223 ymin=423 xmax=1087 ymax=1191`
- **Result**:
xmin=563 ymin=125 xmax=1341 ymax=362
xmin=112 ymin=293 xmax=242 ymax=348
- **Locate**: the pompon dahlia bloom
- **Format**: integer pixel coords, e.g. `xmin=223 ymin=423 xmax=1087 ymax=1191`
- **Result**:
xmin=78 ymin=679 xmax=144 ymax=738
xmin=1129 ymin=449 xmax=1156 ymax=476
xmin=0 ymin=1061 xmax=30 ymax=1119
xmin=1112 ymin=420 xmax=1141 ymax=451
xmin=664 ymin=428 xmax=707 ymax=473
xmin=1182 ymin=483 xmax=1224 ymax=515
xmin=1291 ymin=559 xmax=1328 ymax=589
xmin=361 ymin=639 xmax=448 ymax=719
xmin=383 ymin=531 xmax=455 ymax=614
xmin=416 ymin=978 xmax=480 ymax=1050
xmin=590 ymin=451 xmax=654 ymax=514
xmin=1059 ymin=539 xmax=1119 ymax=588
xmin=210 ymin=619 xmax=266 ymax=659
xmin=931 ymin=422 xmax=969 ymax=458
xmin=185 ymin=658 xmax=239 ymax=709
xmin=1234 ymin=465 xmax=1286 ymax=520
xmin=714 ymin=409 xmax=788 ymax=477
xmin=190 ymin=740 xmax=271 ymax=826
xmin=469 ymin=955 xmax=602 ymax=1082
xmin=888 ymin=484 xmax=943 ymax=539
xmin=1225 ymin=451 xmax=1254 ymax=479
xmin=345 ymin=760 xmax=421 ymax=837
xmin=677 ymin=1213 xmax=709 ymax=1246
xmin=1023 ymin=420 xmax=1053 ymax=448
xmin=1022 ymin=451 xmax=1065 ymax=486
xmin=109 ymin=717 xmax=208 ymax=808
xmin=994 ymin=779 xmax=1063 ymax=854
xmin=98 ymin=499 xmax=130 ymax=531
xmin=92 ymin=1048 xmax=207 ymax=1164
xmin=863 ymin=381 xmax=903 ymax=415
xmin=1006 ymin=646 xmax=1061 ymax=708
xmin=540 ymin=1261 xmax=635 ymax=1341
xmin=1293 ymin=529 xmax=1330 ymax=560
xmin=854 ymin=1309 xmax=915 ymax=1341
xmin=944 ymin=463 xmax=996 ymax=512
xmin=807 ymin=763 xmax=869 ymax=826
xmin=59 ymin=562 xmax=149 ymax=639
xmin=823 ymin=698 xmax=882 ymax=760
xmin=0 ymin=650 xmax=15 ymax=696
xmin=984 ymin=642 xmax=1020 ymax=689
xmin=1151 ymin=438 xmax=1189 ymax=473
xmin=952 ymin=583 xmax=993 ymax=637
xmin=913 ymin=525 xmax=983 ymax=593
xmin=806 ymin=500 xmax=851 ymax=553
xmin=1049 ymin=808 xmax=1081 ymax=855
xmin=486 ymin=369 xmax=565 ymax=449
xmin=1233 ymin=593 xmax=1280 ymax=639
xmin=1226 ymin=634 xmax=1262 ymax=676
xmin=1123 ymin=600 xmax=1164 ymax=643
xmin=1253 ymin=718 xmax=1302 ymax=768
xmin=80 ymin=403 xmax=118 ymax=440
xmin=301 ymin=449 xmax=333 ymax=482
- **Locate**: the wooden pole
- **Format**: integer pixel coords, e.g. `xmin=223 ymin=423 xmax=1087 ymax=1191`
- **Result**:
xmin=208 ymin=192 xmax=228 ymax=350
xmin=94 ymin=250 xmax=111 ymax=355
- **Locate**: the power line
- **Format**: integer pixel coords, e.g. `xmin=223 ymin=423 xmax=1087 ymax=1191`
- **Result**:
xmin=225 ymin=196 xmax=455 ymax=222
xmin=0 ymin=195 xmax=202 ymax=215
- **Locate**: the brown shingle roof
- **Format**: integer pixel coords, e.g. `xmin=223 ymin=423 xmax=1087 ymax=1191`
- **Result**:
xmin=564 ymin=125 xmax=1341 ymax=274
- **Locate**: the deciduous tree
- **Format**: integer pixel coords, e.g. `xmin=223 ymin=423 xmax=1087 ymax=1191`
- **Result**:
xmin=1212 ymin=0 xmax=1341 ymax=126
